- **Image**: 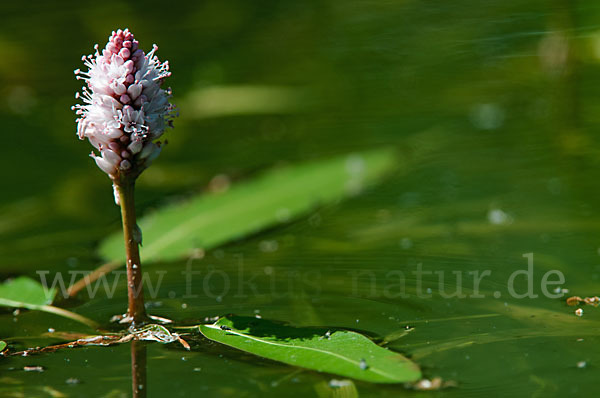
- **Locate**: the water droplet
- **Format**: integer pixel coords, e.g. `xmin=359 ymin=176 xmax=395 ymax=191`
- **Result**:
xmin=487 ymin=208 xmax=511 ymax=225
xmin=359 ymin=358 xmax=368 ymax=370
xmin=400 ymin=237 xmax=413 ymax=249
xmin=259 ymin=240 xmax=278 ymax=253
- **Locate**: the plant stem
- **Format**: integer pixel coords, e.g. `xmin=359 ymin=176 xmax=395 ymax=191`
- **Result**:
xmin=116 ymin=178 xmax=147 ymax=326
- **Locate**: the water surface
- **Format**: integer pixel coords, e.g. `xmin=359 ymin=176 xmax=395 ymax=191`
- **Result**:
xmin=1 ymin=1 xmax=600 ymax=396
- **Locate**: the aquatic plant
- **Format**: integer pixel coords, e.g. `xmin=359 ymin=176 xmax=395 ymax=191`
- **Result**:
xmin=72 ymin=28 xmax=176 ymax=325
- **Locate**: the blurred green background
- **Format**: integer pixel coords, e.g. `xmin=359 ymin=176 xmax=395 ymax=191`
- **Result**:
xmin=2 ymin=0 xmax=600 ymax=397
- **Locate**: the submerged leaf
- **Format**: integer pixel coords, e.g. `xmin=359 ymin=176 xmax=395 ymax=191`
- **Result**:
xmin=99 ymin=148 xmax=397 ymax=263
xmin=0 ymin=276 xmax=55 ymax=308
xmin=0 ymin=277 xmax=97 ymax=329
xmin=199 ymin=316 xmax=421 ymax=383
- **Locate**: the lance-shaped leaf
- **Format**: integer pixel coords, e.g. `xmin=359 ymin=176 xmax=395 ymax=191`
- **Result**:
xmin=0 ymin=277 xmax=98 ymax=329
xmin=99 ymin=148 xmax=397 ymax=263
xmin=0 ymin=276 xmax=55 ymax=308
xmin=199 ymin=316 xmax=421 ymax=383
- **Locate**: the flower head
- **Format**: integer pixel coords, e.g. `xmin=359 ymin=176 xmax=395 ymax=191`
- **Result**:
xmin=72 ymin=28 xmax=175 ymax=180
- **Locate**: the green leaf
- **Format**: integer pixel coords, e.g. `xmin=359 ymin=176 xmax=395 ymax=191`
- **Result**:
xmin=99 ymin=148 xmax=397 ymax=263
xmin=0 ymin=277 xmax=98 ymax=329
xmin=0 ymin=341 xmax=6 ymax=352
xmin=0 ymin=276 xmax=55 ymax=308
xmin=183 ymin=85 xmax=313 ymax=119
xmin=199 ymin=316 xmax=421 ymax=383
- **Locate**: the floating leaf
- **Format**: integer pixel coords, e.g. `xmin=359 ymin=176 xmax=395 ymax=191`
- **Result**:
xmin=0 ymin=277 xmax=97 ymax=329
xmin=99 ymin=148 xmax=397 ymax=263
xmin=0 ymin=341 xmax=6 ymax=352
xmin=199 ymin=316 xmax=421 ymax=383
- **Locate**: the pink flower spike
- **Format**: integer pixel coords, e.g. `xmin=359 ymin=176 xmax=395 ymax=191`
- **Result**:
xmin=72 ymin=28 xmax=176 ymax=180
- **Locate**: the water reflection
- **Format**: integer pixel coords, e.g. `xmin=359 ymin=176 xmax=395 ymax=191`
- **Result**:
xmin=131 ymin=340 xmax=147 ymax=398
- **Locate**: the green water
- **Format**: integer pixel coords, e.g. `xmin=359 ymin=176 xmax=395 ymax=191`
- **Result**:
xmin=2 ymin=0 xmax=600 ymax=396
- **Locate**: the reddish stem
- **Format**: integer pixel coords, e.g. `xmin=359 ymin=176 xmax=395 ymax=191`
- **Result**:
xmin=116 ymin=178 xmax=148 ymax=326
